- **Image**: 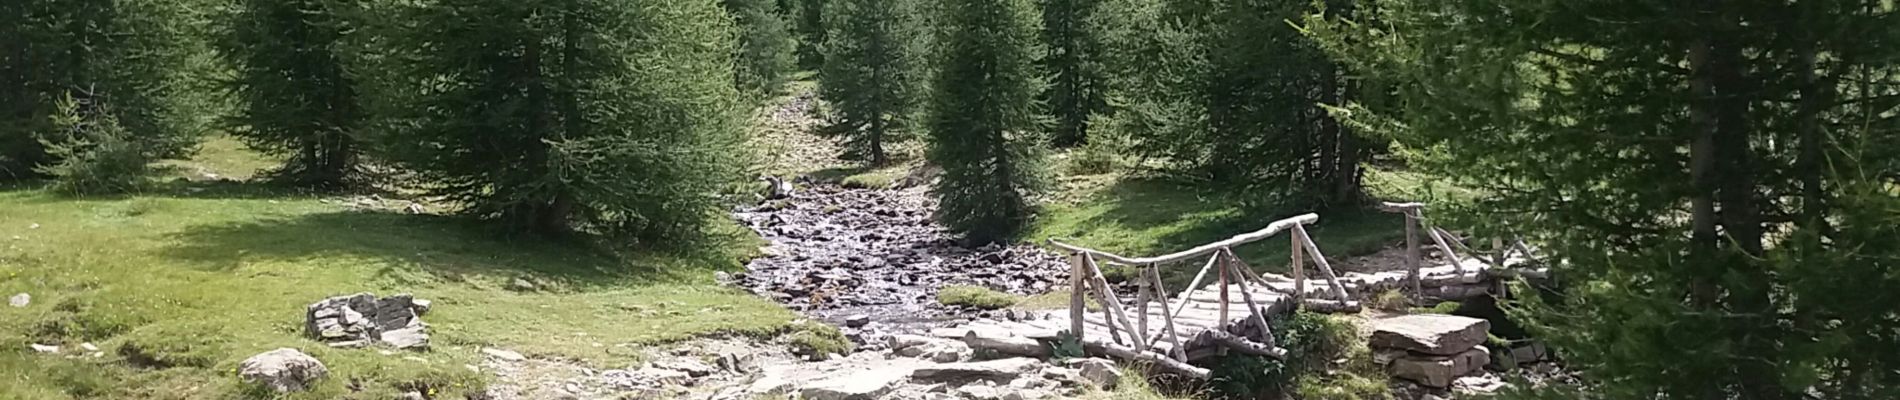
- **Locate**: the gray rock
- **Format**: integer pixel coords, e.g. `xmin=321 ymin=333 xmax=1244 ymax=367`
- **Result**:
xmin=887 ymin=334 xmax=941 ymax=351
xmin=845 ymin=314 xmax=871 ymax=328
xmin=1003 ymin=389 xmax=1052 ymax=400
xmin=635 ymin=367 xmax=692 ymax=385
xmin=1511 ymin=341 xmax=1547 ymax=364
xmin=1369 ymin=314 xmax=1491 ymax=355
xmin=653 ymin=358 xmax=718 ymax=378
xmin=745 ymin=373 xmax=793 ymax=396
xmin=380 ymin=327 xmax=429 ymax=350
xmin=1069 ymin=358 xmax=1121 ymax=390
xmin=716 ymin=353 xmax=755 ymax=373
xmin=397 ymin=391 xmax=425 ymax=400
xmin=800 ymin=368 xmax=910 ymax=400
xmin=8 ymin=293 xmax=28 ymax=307
xmin=509 ymin=278 xmax=538 ymax=292
xmin=1389 ymin=346 xmax=1491 ymax=388
xmin=897 ymin=339 xmax=972 ymax=363
xmin=239 ymin=348 xmax=328 ymax=393
xmin=955 ymin=384 xmax=1001 ymax=400
xmin=79 ymin=343 xmax=98 ymax=352
xmin=481 ymin=347 xmax=526 ymax=362
xmin=29 ymin=344 xmax=58 ymax=353
xmin=913 ymin=358 xmax=1042 ymax=383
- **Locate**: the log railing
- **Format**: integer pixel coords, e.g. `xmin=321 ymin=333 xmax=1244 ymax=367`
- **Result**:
xmin=1378 ymin=201 xmax=1539 ymax=299
xmin=1048 ymin=213 xmax=1349 ymax=363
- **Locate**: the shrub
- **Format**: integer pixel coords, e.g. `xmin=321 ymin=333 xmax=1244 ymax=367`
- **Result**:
xmin=37 ymin=96 xmax=158 ymax=195
xmin=784 ymin=322 xmax=854 ymax=358
xmin=1367 ymin=289 xmax=1410 ymax=311
xmin=1411 ymin=301 xmax=1462 ymax=315
xmin=1208 ymin=312 xmax=1387 ymax=399
xmin=937 ymin=285 xmax=1022 ymax=310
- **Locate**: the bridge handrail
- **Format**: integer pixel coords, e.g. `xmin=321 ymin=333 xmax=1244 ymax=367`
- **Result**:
xmin=1046 ymin=213 xmax=1319 ymax=266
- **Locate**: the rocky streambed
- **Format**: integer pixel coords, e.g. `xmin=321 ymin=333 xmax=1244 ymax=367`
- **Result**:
xmin=732 ymin=183 xmax=1070 ymax=332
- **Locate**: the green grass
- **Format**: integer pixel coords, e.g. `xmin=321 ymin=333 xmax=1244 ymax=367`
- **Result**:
xmin=0 ymin=154 xmax=797 ymax=398
xmin=1029 ymin=177 xmax=1404 ymax=288
xmin=157 ymin=135 xmax=283 ymax=182
xmin=936 ymin=285 xmax=1023 ymax=310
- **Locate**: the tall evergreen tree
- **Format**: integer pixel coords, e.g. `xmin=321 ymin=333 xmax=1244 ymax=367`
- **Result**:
xmin=370 ymin=0 xmax=745 ymax=238
xmin=1039 ymin=0 xmax=1108 ymax=147
xmin=725 ymin=0 xmax=799 ymax=99
xmin=216 ymin=0 xmax=364 ymax=188
xmin=928 ymin=0 xmax=1048 ymax=244
xmin=817 ymin=0 xmax=928 ymax=166
xmin=1101 ymin=0 xmax=1367 ymax=208
xmin=784 ymin=0 xmax=829 ymax=68
xmin=0 ymin=0 xmax=201 ymax=188
xmin=1307 ymin=0 xmax=1900 ymax=398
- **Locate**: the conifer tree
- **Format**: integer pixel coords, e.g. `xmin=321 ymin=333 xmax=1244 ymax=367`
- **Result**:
xmin=216 ymin=0 xmax=364 ymax=188
xmin=784 ymin=0 xmax=829 ymax=68
xmin=927 ymin=0 xmax=1048 ymax=244
xmin=724 ymin=0 xmax=799 ymax=99
xmin=1039 ymin=0 xmax=1108 ymax=148
xmin=1101 ymin=0 xmax=1365 ymax=208
xmin=1306 ymin=0 xmax=1900 ymax=397
xmin=816 ymin=0 xmax=928 ymax=166
xmin=371 ymin=0 xmax=745 ymax=238
xmin=0 ymin=0 xmax=201 ymax=188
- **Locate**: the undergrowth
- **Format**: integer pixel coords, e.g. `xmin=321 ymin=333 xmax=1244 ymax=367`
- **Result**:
xmin=937 ymin=285 xmax=1022 ymax=310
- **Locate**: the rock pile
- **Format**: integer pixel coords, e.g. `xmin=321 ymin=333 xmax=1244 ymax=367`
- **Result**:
xmin=1369 ymin=314 xmax=1493 ymax=388
xmin=305 ymin=293 xmax=433 ymax=350
xmin=733 ymin=185 xmax=1071 ymax=328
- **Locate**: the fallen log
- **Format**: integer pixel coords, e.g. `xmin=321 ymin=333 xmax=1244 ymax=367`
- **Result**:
xmin=1083 ymin=342 xmax=1211 ymax=379
xmin=1198 ymin=330 xmax=1288 ymax=360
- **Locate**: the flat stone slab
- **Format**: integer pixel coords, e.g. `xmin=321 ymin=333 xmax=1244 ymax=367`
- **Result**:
xmin=801 ymin=367 xmax=912 ymax=400
xmin=1389 ymin=346 xmax=1490 ymax=388
xmin=912 ymin=358 xmax=1042 ymax=382
xmin=1370 ymin=314 xmax=1490 ymax=355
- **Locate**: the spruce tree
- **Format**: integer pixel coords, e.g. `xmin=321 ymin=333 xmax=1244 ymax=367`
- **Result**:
xmin=927 ymin=0 xmax=1048 ymax=244
xmin=785 ymin=0 xmax=829 ymax=68
xmin=216 ymin=0 xmax=364 ymax=188
xmin=816 ymin=0 xmax=928 ymax=166
xmin=0 ymin=0 xmax=200 ymax=189
xmin=724 ymin=0 xmax=798 ymax=99
xmin=1306 ymin=0 xmax=1900 ymax=397
xmin=1038 ymin=0 xmax=1108 ymax=148
xmin=372 ymin=0 xmax=745 ymax=238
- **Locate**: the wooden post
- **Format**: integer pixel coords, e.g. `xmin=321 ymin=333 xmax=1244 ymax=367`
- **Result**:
xmin=1293 ymin=225 xmax=1351 ymax=301
xmin=1405 ymin=211 xmax=1421 ymax=298
xmin=1222 ymin=249 xmax=1276 ymax=347
xmin=1136 ymin=265 xmax=1150 ymax=349
xmin=1292 ymin=227 xmax=1306 ymax=307
xmin=1070 ymin=253 xmax=1086 ymax=342
xmin=1218 ymin=250 xmax=1231 ymax=328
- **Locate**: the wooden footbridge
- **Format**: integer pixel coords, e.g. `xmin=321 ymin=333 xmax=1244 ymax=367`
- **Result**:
xmin=933 ymin=203 xmax=1545 ymax=378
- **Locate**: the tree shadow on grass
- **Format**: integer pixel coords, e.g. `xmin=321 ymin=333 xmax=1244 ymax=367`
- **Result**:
xmin=160 ymin=211 xmax=742 ymax=290
xmin=1039 ymin=178 xmax=1405 ymax=287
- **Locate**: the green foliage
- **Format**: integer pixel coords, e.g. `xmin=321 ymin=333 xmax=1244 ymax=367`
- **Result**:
xmin=816 ymin=0 xmax=929 ymax=166
xmin=725 ymin=0 xmax=799 ymax=99
xmin=1409 ymin=301 xmax=1460 ymax=315
xmin=213 ymin=0 xmax=363 ymax=188
xmin=1305 ymin=0 xmax=1900 ymax=397
xmin=364 ymin=0 xmax=747 ymax=238
xmin=784 ymin=322 xmax=855 ymax=357
xmin=1208 ymin=312 xmax=1381 ymax=399
xmin=0 ymin=0 xmax=204 ymax=184
xmin=1098 ymin=0 xmax=1369 ymax=209
xmin=1052 ymin=331 xmax=1086 ymax=360
xmin=1039 ymin=0 xmax=1110 ymax=148
xmin=936 ymin=285 xmax=1023 ymax=310
xmin=783 ymin=0 xmax=829 ymax=67
xmin=926 ymin=0 xmax=1049 ymax=244
xmin=36 ymin=95 xmax=158 ymax=195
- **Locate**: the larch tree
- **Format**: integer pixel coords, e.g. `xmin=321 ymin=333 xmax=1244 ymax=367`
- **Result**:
xmin=369 ymin=0 xmax=746 ymax=239
xmin=927 ymin=0 xmax=1049 ymax=244
xmin=1100 ymin=0 xmax=1367 ymax=209
xmin=1306 ymin=0 xmax=1900 ymax=398
xmin=816 ymin=0 xmax=928 ymax=166
xmin=725 ymin=0 xmax=799 ymax=99
xmin=216 ymin=0 xmax=364 ymax=188
xmin=0 ymin=0 xmax=203 ymax=192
